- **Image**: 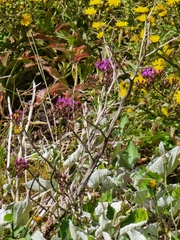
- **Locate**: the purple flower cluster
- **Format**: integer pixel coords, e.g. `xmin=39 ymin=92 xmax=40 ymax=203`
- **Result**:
xmin=95 ymin=58 xmax=113 ymax=72
xmin=12 ymin=110 xmax=23 ymax=123
xmin=95 ymin=58 xmax=115 ymax=88
xmin=142 ymin=67 xmax=157 ymax=82
xmin=55 ymin=97 xmax=81 ymax=120
xmin=15 ymin=158 xmax=28 ymax=177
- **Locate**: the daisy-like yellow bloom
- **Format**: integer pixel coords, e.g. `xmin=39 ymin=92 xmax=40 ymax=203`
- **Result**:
xmin=174 ymin=90 xmax=180 ymax=103
xmin=107 ymin=0 xmax=121 ymax=7
xmin=134 ymin=75 xmax=146 ymax=85
xmin=20 ymin=13 xmax=32 ymax=26
xmin=161 ymin=107 xmax=169 ymax=117
xmin=84 ymin=7 xmax=97 ymax=15
xmin=97 ymin=31 xmax=104 ymax=39
xmin=154 ymin=3 xmax=167 ymax=17
xmin=148 ymin=16 xmax=156 ymax=26
xmin=140 ymin=28 xmax=145 ymax=39
xmin=136 ymin=14 xmax=147 ymax=22
xmin=118 ymin=81 xmax=129 ymax=98
xmin=89 ymin=0 xmax=101 ymax=5
xmin=134 ymin=6 xmax=149 ymax=13
xmin=162 ymin=44 xmax=174 ymax=55
xmin=149 ymin=35 xmax=160 ymax=43
xmin=167 ymin=0 xmax=180 ymax=6
xmin=149 ymin=180 xmax=156 ymax=189
xmin=167 ymin=75 xmax=180 ymax=84
xmin=115 ymin=21 xmax=128 ymax=27
xmin=152 ymin=58 xmax=165 ymax=71
xmin=92 ymin=21 xmax=106 ymax=30
xmin=130 ymin=34 xmax=139 ymax=42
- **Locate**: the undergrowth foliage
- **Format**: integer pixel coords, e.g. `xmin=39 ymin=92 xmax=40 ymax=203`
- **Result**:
xmin=0 ymin=0 xmax=180 ymax=240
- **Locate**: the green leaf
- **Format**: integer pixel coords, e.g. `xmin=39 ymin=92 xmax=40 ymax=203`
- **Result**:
xmin=122 ymin=141 xmax=140 ymax=169
xmin=147 ymin=146 xmax=180 ymax=178
xmin=119 ymin=114 xmax=129 ymax=134
xmin=88 ymin=169 xmax=111 ymax=189
xmin=13 ymin=197 xmax=32 ymax=228
xmin=106 ymin=204 xmax=115 ymax=220
xmin=121 ymin=208 xmax=148 ymax=227
xmin=133 ymin=189 xmax=149 ymax=204
xmin=4 ymin=213 xmax=13 ymax=222
xmin=102 ymin=191 xmax=112 ymax=202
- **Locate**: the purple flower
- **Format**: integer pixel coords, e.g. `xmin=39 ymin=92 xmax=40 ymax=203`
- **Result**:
xmin=15 ymin=158 xmax=28 ymax=177
xmin=95 ymin=58 xmax=113 ymax=72
xmin=55 ymin=97 xmax=81 ymax=120
xmin=142 ymin=67 xmax=157 ymax=82
xmin=12 ymin=110 xmax=23 ymax=123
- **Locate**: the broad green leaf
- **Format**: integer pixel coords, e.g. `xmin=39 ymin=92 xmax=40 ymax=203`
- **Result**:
xmin=101 ymin=176 xmax=118 ymax=191
xmin=141 ymin=223 xmax=159 ymax=240
xmin=157 ymin=196 xmax=174 ymax=209
xmin=133 ymin=189 xmax=149 ymax=204
xmin=31 ymin=231 xmax=46 ymax=240
xmin=170 ymin=186 xmax=180 ymax=199
xmin=122 ymin=141 xmax=140 ymax=169
xmin=4 ymin=213 xmax=13 ymax=222
xmin=119 ymin=114 xmax=129 ymax=134
xmin=121 ymin=208 xmax=148 ymax=227
xmin=63 ymin=144 xmax=83 ymax=167
xmin=95 ymin=214 xmax=112 ymax=237
xmin=106 ymin=204 xmax=115 ymax=220
xmin=127 ymin=229 xmax=146 ymax=240
xmin=88 ymin=169 xmax=111 ymax=189
xmin=147 ymin=146 xmax=180 ymax=178
xmin=13 ymin=197 xmax=32 ymax=228
xmin=24 ymin=178 xmax=53 ymax=192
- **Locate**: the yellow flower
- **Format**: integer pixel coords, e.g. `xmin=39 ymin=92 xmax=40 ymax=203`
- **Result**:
xmin=115 ymin=21 xmax=128 ymax=27
xmin=97 ymin=31 xmax=104 ymax=38
xmin=84 ymin=7 xmax=97 ymax=15
xmin=107 ymin=0 xmax=121 ymax=7
xmin=162 ymin=44 xmax=174 ymax=55
xmin=159 ymin=11 xmax=167 ymax=17
xmin=136 ymin=14 xmax=147 ymax=22
xmin=127 ymin=108 xmax=133 ymax=113
xmin=154 ymin=3 xmax=167 ymax=17
xmin=89 ymin=0 xmax=101 ymax=5
xmin=134 ymin=6 xmax=149 ymax=13
xmin=148 ymin=16 xmax=156 ymax=26
xmin=92 ymin=22 xmax=106 ymax=30
xmin=152 ymin=58 xmax=165 ymax=71
xmin=118 ymin=81 xmax=129 ymax=98
xmin=33 ymin=215 xmax=42 ymax=223
xmin=14 ymin=126 xmax=22 ymax=134
xmin=134 ymin=75 xmax=146 ymax=85
xmin=167 ymin=0 xmax=180 ymax=6
xmin=149 ymin=180 xmax=156 ymax=189
xmin=131 ymin=34 xmax=139 ymax=42
xmin=149 ymin=35 xmax=160 ymax=43
xmin=167 ymin=75 xmax=180 ymax=84
xmin=174 ymin=90 xmax=180 ymax=103
xmin=161 ymin=107 xmax=169 ymax=117
xmin=140 ymin=29 xmax=145 ymax=38
xmin=20 ymin=13 xmax=32 ymax=26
